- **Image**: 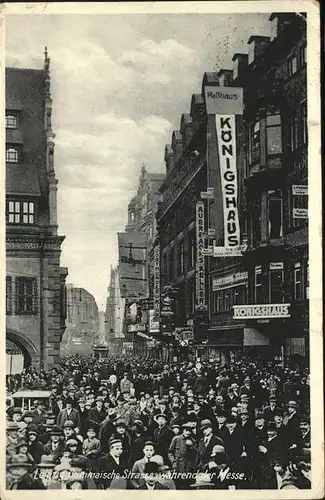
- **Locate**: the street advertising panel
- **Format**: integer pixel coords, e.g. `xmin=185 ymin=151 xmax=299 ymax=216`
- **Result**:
xmin=204 ymin=86 xmax=245 ymax=257
xmin=149 ymin=309 xmax=160 ymax=333
xmin=196 ymin=201 xmax=207 ymax=311
xmin=233 ymin=303 xmax=291 ymax=320
xmin=153 ymin=244 xmax=160 ymax=322
xmin=117 ymin=232 xmax=148 ymax=300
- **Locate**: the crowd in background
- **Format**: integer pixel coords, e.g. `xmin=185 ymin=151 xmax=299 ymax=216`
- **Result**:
xmin=6 ymin=353 xmax=311 ymax=490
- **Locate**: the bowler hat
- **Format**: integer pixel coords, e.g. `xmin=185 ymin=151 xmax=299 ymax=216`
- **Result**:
xmin=70 ymin=455 xmax=90 ymax=470
xmin=63 ymin=420 xmax=75 ymax=428
xmin=23 ymin=411 xmax=34 ymax=418
xmin=154 ymin=413 xmax=168 ymax=422
xmin=288 ymin=400 xmax=298 ymax=409
xmin=15 ymin=437 xmax=28 ymax=449
xmin=133 ymin=420 xmax=146 ymax=431
xmin=50 ymin=425 xmax=63 ymax=435
xmin=200 ymin=419 xmax=213 ymax=429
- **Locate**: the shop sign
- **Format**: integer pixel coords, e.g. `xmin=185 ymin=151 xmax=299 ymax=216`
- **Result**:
xmin=196 ymin=201 xmax=207 ymax=311
xmin=269 ymin=262 xmax=283 ymax=270
xmin=293 ymin=208 xmax=308 ymax=219
xmin=292 ymin=185 xmax=308 ymax=196
xmin=233 ymin=304 xmax=291 ymax=319
xmin=213 ymin=271 xmax=248 ymax=291
xmin=149 ymin=309 xmax=160 ymax=333
xmin=153 ymin=244 xmax=160 ymax=321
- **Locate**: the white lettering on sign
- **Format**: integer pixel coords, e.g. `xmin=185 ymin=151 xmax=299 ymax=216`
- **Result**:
xmin=153 ymin=245 xmax=160 ymax=321
xmin=269 ymin=262 xmax=284 ymax=270
xmin=213 ymin=271 xmax=248 ymax=291
xmin=293 ymin=208 xmax=308 ymax=219
xmin=205 ymin=86 xmax=243 ymax=115
xmin=196 ymin=201 xmax=207 ymax=312
xmin=233 ymin=304 xmax=291 ymax=319
xmin=215 ymin=115 xmax=240 ymax=250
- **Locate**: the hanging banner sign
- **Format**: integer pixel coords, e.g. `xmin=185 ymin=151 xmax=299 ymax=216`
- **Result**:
xmin=205 ymin=86 xmax=244 ymax=258
xmin=153 ymin=244 xmax=160 ymax=322
xmin=196 ymin=201 xmax=207 ymax=312
xmin=118 ymin=232 xmax=148 ymax=299
xmin=149 ymin=309 xmax=160 ymax=333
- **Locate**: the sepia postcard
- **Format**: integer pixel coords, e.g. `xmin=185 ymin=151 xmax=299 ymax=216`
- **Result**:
xmin=0 ymin=1 xmax=322 ymax=499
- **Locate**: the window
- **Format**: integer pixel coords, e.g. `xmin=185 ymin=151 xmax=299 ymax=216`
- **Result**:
xmin=189 ymin=230 xmax=196 ymax=269
xmin=267 ymin=190 xmax=283 ymax=238
xmin=294 ymin=262 xmax=302 ymax=300
xmin=266 ymin=111 xmax=282 ymax=154
xmin=7 ymin=200 xmax=35 ymax=225
xmin=15 ymin=277 xmax=38 ymax=315
xmin=291 ymin=192 xmax=308 ymax=228
xmin=255 ymin=266 xmax=263 ymax=303
xmin=250 ymin=120 xmax=260 ymax=163
xmin=289 ymin=112 xmax=299 ymax=151
xmin=6 ymin=277 xmax=12 ymax=315
xmin=179 ymin=239 xmax=185 ymax=275
xmin=269 ymin=265 xmax=284 ymax=303
xmin=5 ymin=115 xmax=18 ymax=129
xmin=301 ymin=102 xmax=308 ymax=145
xmin=252 ymin=198 xmax=261 ymax=246
xmin=288 ymin=55 xmax=297 ymax=77
xmin=169 ymin=248 xmax=175 ymax=281
xmin=214 ymin=285 xmax=247 ymax=312
xmin=6 ymin=148 xmax=19 ymax=163
xmin=306 ymin=263 xmax=309 ymax=300
xmin=299 ymin=44 xmax=307 ymax=67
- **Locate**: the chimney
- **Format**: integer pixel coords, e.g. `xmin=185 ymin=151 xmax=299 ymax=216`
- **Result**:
xmin=247 ymin=36 xmax=270 ymax=65
xmin=232 ymin=53 xmax=248 ymax=80
xmin=216 ymin=69 xmax=233 ymax=87
xmin=269 ymin=13 xmax=298 ymax=41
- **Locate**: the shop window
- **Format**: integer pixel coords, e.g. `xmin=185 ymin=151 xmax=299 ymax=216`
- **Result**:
xmin=267 ymin=190 xmax=283 ymax=239
xmin=269 ymin=264 xmax=284 ymax=303
xmin=15 ymin=277 xmax=38 ymax=315
xmin=7 ymin=200 xmax=35 ymax=225
xmin=6 ymin=147 xmax=19 ymax=163
xmin=6 ymin=277 xmax=12 ymax=315
xmin=294 ymin=262 xmax=302 ymax=300
xmin=266 ymin=111 xmax=282 ymax=155
xmin=288 ymin=55 xmax=297 ymax=77
xmin=254 ymin=266 xmax=263 ymax=303
xmin=5 ymin=114 xmax=18 ymax=129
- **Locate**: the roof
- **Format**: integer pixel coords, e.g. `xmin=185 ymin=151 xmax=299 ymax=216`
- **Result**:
xmin=6 ymin=164 xmax=41 ymax=195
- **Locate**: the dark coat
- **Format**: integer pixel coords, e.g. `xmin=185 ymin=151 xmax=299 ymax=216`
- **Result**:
xmin=78 ymin=407 xmax=90 ymax=436
xmin=284 ymin=413 xmax=301 ymax=448
xmin=222 ymin=427 xmax=244 ymax=466
xmin=88 ymin=407 xmax=107 ymax=426
xmin=28 ymin=440 xmax=45 ymax=464
xmin=43 ymin=439 xmax=65 ymax=463
xmin=153 ymin=425 xmax=174 ymax=464
xmin=168 ymin=434 xmax=197 ymax=472
xmin=56 ymin=408 xmax=81 ymax=429
xmin=259 ymin=435 xmax=287 ymax=489
xmin=197 ymin=434 xmax=224 ymax=470
xmin=9 ymin=473 xmax=46 ymax=490
xmin=99 ymin=418 xmax=117 ymax=453
xmin=139 ymin=482 xmax=169 ymax=490
xmin=97 ymin=453 xmax=128 ymax=489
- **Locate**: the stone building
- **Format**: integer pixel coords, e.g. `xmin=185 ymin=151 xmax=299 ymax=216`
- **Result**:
xmin=62 ymin=285 xmax=100 ymax=355
xmin=6 ymin=50 xmax=68 ymax=372
xmin=104 ymin=266 xmax=125 ymax=355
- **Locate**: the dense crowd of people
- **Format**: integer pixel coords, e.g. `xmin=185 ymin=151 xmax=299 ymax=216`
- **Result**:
xmin=6 ymin=353 xmax=311 ymax=490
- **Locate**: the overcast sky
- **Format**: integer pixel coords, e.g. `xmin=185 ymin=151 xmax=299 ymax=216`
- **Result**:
xmin=6 ymin=13 xmax=271 ymax=310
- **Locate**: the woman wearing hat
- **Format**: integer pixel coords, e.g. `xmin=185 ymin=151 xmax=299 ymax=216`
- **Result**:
xmin=27 ymin=425 xmax=45 ymax=465
xmin=14 ymin=438 xmax=35 ymax=466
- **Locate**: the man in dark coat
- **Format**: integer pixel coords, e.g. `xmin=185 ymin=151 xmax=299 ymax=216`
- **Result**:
xmin=88 ymin=397 xmax=107 ymax=427
xmin=129 ymin=420 xmax=150 ymax=467
xmin=99 ymin=409 xmax=118 ymax=453
xmin=43 ymin=425 xmax=65 ymax=463
xmin=97 ymin=438 xmax=128 ymax=489
xmin=7 ymin=456 xmax=46 ymax=489
xmin=222 ymin=416 xmax=244 ymax=468
xmin=56 ymin=398 xmax=81 ymax=429
xmin=153 ymin=414 xmax=174 ymax=465
xmin=77 ymin=397 xmax=90 ymax=437
xmin=284 ymin=400 xmax=302 ymax=458
xmin=263 ymin=395 xmax=281 ymax=422
xmin=258 ymin=422 xmax=287 ymax=489
xmin=197 ymin=419 xmax=224 ymax=470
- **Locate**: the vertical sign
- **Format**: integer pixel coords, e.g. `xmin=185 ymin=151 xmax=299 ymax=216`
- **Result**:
xmin=153 ymin=244 xmax=160 ymax=322
xmin=196 ymin=201 xmax=207 ymax=311
xmin=204 ymin=87 xmax=244 ymax=257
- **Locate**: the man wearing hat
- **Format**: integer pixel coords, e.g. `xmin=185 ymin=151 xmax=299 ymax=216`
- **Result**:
xmin=130 ymin=441 xmax=163 ymax=489
xmin=36 ymin=455 xmax=56 ymax=488
xmin=258 ymin=421 xmax=287 ymax=489
xmin=31 ymin=400 xmax=46 ymax=426
xmin=11 ymin=407 xmax=25 ymax=429
xmin=97 ymin=438 xmax=127 ymax=489
xmin=63 ymin=420 xmax=83 ymax=454
xmin=169 ymin=403 xmax=184 ymax=428
xmin=70 ymin=455 xmax=98 ymax=489
xmin=215 ymin=410 xmax=228 ymax=442
xmin=284 ymin=400 xmax=302 ymax=456
xmin=77 ymin=397 xmax=89 ymax=438
xmin=205 ymin=444 xmax=238 ymax=489
xmin=263 ymin=395 xmax=280 ymax=422
xmin=168 ymin=422 xmax=197 ymax=486
xmin=6 ymin=421 xmax=19 ymax=458
xmin=7 ymin=454 xmax=46 ymax=489
xmin=43 ymin=425 xmax=65 ymax=463
xmin=190 ymin=471 xmax=215 ymax=489
xmin=99 ymin=408 xmax=118 ymax=453
xmin=57 ymin=397 xmax=81 ymax=429
xmin=111 ymin=418 xmax=130 ymax=462
xmin=88 ymin=396 xmax=107 ymax=427
xmin=197 ymin=419 xmax=224 ymax=470
xmin=38 ymin=412 xmax=56 ymax=445
xmin=153 ymin=413 xmax=174 ymax=465
xmin=82 ymin=424 xmax=101 ymax=455
xmin=222 ymin=415 xmax=243 ymax=469
xmin=129 ymin=419 xmax=149 ymax=467
xmin=139 ymin=461 xmax=168 ymax=490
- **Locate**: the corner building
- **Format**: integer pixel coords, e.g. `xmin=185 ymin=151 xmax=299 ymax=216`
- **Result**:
xmin=5 ymin=52 xmax=68 ymax=372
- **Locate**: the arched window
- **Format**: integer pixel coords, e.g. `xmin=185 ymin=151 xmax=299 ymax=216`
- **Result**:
xmin=6 ymin=148 xmax=19 ymax=163
xmin=5 ymin=115 xmax=18 ymax=129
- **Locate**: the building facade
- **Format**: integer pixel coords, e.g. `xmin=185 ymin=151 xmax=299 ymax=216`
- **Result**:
xmin=6 ymin=51 xmax=68 ymax=372
xmin=62 ymin=285 xmax=100 ymax=355
xmin=105 ymin=266 xmax=125 ymax=354
xmin=156 ymin=12 xmax=308 ymax=367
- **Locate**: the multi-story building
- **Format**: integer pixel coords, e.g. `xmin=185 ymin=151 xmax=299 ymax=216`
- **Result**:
xmin=233 ymin=12 xmax=308 ymax=367
xmin=6 ymin=50 xmax=68 ymax=372
xmin=157 ymin=12 xmax=308 ymax=367
xmin=62 ymin=284 xmax=100 ymax=355
xmin=119 ymin=165 xmax=165 ymax=354
xmin=105 ymin=266 xmax=125 ymax=354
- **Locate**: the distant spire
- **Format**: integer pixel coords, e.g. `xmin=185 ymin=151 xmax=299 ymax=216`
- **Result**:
xmin=141 ymin=162 xmax=146 ymax=176
xmin=44 ymin=46 xmax=51 ymax=98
